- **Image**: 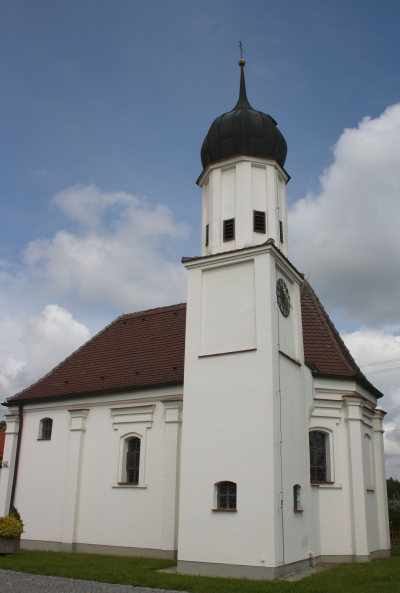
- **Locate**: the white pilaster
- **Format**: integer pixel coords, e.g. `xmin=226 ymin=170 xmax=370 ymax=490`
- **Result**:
xmin=0 ymin=414 xmax=20 ymax=517
xmin=61 ymin=409 xmax=89 ymax=551
xmin=344 ymin=396 xmax=369 ymax=558
xmin=161 ymin=400 xmax=182 ymax=552
xmin=372 ymin=410 xmax=390 ymax=551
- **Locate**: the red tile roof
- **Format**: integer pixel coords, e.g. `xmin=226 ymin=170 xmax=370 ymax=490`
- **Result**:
xmin=7 ymin=303 xmax=186 ymax=404
xmin=301 ymin=281 xmax=381 ymax=397
xmin=6 ymin=284 xmax=382 ymax=405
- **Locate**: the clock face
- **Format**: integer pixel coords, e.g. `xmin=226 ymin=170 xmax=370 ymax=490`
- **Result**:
xmin=276 ymin=278 xmax=291 ymax=318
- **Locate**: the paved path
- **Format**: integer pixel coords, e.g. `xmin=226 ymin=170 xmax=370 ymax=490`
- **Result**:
xmin=0 ymin=570 xmax=188 ymax=593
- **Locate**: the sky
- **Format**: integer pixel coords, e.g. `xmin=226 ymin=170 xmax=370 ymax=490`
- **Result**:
xmin=1 ymin=0 xmax=400 ymax=476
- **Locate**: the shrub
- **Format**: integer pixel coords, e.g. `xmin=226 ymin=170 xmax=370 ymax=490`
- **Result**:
xmin=0 ymin=514 xmax=23 ymax=538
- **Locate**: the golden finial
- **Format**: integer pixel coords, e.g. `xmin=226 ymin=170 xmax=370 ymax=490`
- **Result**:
xmin=238 ymin=58 xmax=246 ymax=67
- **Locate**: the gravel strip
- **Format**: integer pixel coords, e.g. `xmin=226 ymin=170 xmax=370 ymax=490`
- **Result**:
xmin=0 ymin=569 xmax=189 ymax=593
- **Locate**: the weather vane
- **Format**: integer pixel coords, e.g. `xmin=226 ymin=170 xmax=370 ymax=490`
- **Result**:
xmin=238 ymin=39 xmax=244 ymax=59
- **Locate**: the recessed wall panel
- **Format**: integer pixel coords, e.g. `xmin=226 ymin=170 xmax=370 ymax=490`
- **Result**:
xmin=200 ymin=260 xmax=256 ymax=355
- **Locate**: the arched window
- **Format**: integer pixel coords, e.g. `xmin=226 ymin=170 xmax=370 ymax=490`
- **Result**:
xmin=40 ymin=418 xmax=53 ymax=440
xmin=126 ymin=437 xmax=141 ymax=484
xmin=309 ymin=431 xmax=327 ymax=482
xmin=216 ymin=481 xmax=237 ymax=510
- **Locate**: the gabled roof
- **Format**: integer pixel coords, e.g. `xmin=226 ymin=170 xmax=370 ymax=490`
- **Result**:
xmin=6 ymin=283 xmax=382 ymax=405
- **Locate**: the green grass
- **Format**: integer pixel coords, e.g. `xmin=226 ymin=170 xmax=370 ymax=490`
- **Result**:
xmin=0 ymin=549 xmax=399 ymax=592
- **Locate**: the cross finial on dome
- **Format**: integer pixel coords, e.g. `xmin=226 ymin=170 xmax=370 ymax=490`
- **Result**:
xmin=238 ymin=39 xmax=246 ymax=67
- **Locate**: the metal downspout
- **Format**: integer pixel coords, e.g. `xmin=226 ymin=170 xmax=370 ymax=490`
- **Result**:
xmin=9 ymin=403 xmax=23 ymax=513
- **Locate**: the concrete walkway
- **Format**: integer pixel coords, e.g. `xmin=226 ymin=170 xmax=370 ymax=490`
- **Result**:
xmin=0 ymin=570 xmax=189 ymax=593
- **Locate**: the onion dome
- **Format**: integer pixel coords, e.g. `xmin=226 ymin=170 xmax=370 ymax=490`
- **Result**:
xmin=200 ymin=59 xmax=287 ymax=171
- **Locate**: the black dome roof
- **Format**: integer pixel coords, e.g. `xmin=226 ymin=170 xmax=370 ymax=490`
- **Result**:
xmin=200 ymin=62 xmax=287 ymax=171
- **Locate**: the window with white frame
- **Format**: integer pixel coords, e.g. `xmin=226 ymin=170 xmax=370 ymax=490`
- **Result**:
xmin=125 ymin=437 xmax=141 ymax=484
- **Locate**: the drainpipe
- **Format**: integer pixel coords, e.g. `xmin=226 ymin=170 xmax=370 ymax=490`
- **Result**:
xmin=9 ymin=403 xmax=23 ymax=514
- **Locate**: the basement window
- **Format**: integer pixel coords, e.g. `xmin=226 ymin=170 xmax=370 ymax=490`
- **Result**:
xmin=253 ymin=210 xmax=266 ymax=233
xmin=223 ymin=218 xmax=235 ymax=242
xmin=205 ymin=223 xmax=209 ymax=247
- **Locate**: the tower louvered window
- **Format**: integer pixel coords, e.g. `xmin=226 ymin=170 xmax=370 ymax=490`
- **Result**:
xmin=223 ymin=218 xmax=235 ymax=241
xmin=126 ymin=437 xmax=141 ymax=484
xmin=309 ymin=431 xmax=326 ymax=482
xmin=279 ymin=220 xmax=284 ymax=243
xmin=253 ymin=210 xmax=266 ymax=233
xmin=205 ymin=223 xmax=209 ymax=246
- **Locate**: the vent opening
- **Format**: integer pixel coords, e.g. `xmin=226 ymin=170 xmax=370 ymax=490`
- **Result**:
xmin=205 ymin=223 xmax=209 ymax=247
xmin=254 ymin=210 xmax=266 ymax=233
xmin=223 ymin=218 xmax=235 ymax=242
xmin=279 ymin=220 xmax=284 ymax=243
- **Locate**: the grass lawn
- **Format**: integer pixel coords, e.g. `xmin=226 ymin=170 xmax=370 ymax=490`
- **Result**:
xmin=0 ymin=549 xmax=399 ymax=593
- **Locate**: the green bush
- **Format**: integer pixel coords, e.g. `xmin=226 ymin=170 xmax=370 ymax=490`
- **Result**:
xmin=0 ymin=513 xmax=23 ymax=538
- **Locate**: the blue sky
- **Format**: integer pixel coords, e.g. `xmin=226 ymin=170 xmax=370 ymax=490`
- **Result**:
xmin=2 ymin=0 xmax=400 ymax=475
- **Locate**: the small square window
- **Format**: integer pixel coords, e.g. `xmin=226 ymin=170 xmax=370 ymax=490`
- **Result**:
xmin=217 ymin=481 xmax=237 ymax=509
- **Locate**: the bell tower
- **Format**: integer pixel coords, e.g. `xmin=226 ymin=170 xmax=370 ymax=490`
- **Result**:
xmin=198 ymin=59 xmax=289 ymax=257
xmin=178 ymin=59 xmax=312 ymax=580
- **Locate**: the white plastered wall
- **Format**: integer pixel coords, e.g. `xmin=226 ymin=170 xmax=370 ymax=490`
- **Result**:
xmin=309 ymin=379 xmax=390 ymax=560
xmin=5 ymin=387 xmax=182 ymax=555
xmin=179 ymin=243 xmax=310 ymax=572
xmin=199 ymin=156 xmax=289 ymax=257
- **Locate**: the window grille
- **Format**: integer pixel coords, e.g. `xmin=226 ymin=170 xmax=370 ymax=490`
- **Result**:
xmin=205 ymin=223 xmax=209 ymax=247
xmin=253 ymin=210 xmax=266 ymax=233
xmin=223 ymin=218 xmax=235 ymax=241
xmin=41 ymin=418 xmax=53 ymax=440
xmin=279 ymin=220 xmax=284 ymax=243
xmin=217 ymin=481 xmax=237 ymax=509
xmin=126 ymin=437 xmax=141 ymax=484
xmin=309 ymin=431 xmax=327 ymax=482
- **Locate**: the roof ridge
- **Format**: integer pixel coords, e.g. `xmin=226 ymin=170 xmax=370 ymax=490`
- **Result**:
xmin=302 ymin=281 xmax=362 ymax=377
xmin=121 ymin=302 xmax=186 ymax=320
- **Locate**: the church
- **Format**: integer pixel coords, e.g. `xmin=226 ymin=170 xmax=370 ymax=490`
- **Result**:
xmin=0 ymin=58 xmax=390 ymax=580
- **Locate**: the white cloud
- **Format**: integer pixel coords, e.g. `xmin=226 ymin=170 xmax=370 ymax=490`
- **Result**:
xmin=289 ymin=103 xmax=400 ymax=326
xmin=0 ymin=305 xmax=90 ymax=403
xmin=24 ymin=184 xmax=189 ymax=312
xmin=0 ymin=184 xmax=190 ymax=406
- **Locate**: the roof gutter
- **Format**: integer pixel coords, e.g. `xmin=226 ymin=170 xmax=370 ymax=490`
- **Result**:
xmin=9 ymin=403 xmax=23 ymax=513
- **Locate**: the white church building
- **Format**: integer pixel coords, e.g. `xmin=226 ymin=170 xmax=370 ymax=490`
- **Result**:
xmin=0 ymin=59 xmax=390 ymax=580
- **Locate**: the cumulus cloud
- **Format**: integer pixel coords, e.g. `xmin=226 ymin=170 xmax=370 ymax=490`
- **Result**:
xmin=289 ymin=103 xmax=400 ymax=326
xmin=0 ymin=305 xmax=90 ymax=402
xmin=342 ymin=326 xmax=400 ymax=478
xmin=24 ymin=184 xmax=189 ymax=312
xmin=0 ymin=184 xmax=190 ymax=407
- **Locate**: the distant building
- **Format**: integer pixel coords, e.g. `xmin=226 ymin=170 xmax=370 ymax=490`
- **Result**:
xmin=0 ymin=60 xmax=390 ymax=580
